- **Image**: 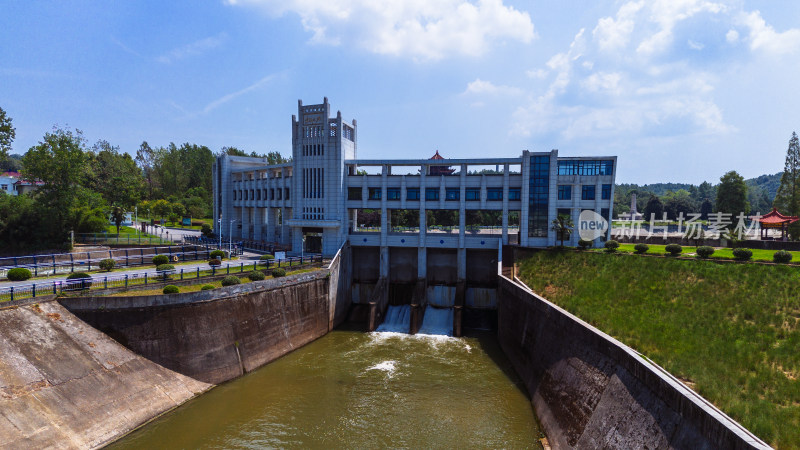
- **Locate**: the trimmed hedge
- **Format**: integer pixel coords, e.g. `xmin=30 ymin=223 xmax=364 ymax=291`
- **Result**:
xmin=99 ymin=258 xmax=116 ymax=272
xmin=156 ymin=264 xmax=175 ymax=271
xmin=66 ymin=272 xmax=91 ymax=280
xmin=260 ymin=254 xmax=275 ymax=260
xmin=209 ymin=250 xmax=226 ymax=260
xmin=665 ymin=244 xmax=682 ymax=256
xmin=696 ymin=246 xmax=715 ymax=258
xmin=152 ymin=255 xmax=169 ymax=266
xmin=7 ymin=268 xmax=32 ymax=281
xmin=271 ymin=267 xmax=286 ymax=278
xmin=733 ymin=248 xmax=753 ymax=261
xmin=577 ymin=239 xmax=592 ymax=250
xmin=162 ymin=285 xmax=180 ymax=294
xmin=634 ymin=243 xmax=649 ymax=254
xmin=208 ymin=259 xmax=222 ymax=267
xmin=221 ymin=276 xmax=241 ymax=286
xmin=773 ymin=250 xmax=792 ymax=264
xmin=200 ymin=284 xmax=215 ymax=290
xmin=65 ymin=272 xmax=92 ymax=290
xmin=248 ymin=270 xmax=265 ymax=281
xmin=604 ymin=240 xmax=619 ymax=253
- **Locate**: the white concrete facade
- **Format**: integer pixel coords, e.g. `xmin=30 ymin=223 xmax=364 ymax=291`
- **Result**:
xmin=213 ymin=98 xmax=617 ymax=256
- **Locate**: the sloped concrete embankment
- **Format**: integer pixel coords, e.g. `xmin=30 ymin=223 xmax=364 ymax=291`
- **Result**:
xmin=497 ymin=275 xmax=770 ymax=450
xmin=60 ymin=271 xmax=339 ymax=385
xmin=0 ymin=301 xmax=210 ymax=449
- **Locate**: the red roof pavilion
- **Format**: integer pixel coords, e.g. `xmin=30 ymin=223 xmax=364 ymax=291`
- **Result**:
xmin=757 ymin=208 xmax=799 ymax=240
xmin=428 ymin=150 xmax=455 ymax=176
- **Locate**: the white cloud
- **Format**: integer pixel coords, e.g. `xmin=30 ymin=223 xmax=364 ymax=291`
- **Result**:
xmin=157 ymin=33 xmax=228 ymax=64
xmin=463 ymin=78 xmax=521 ymax=95
xmin=525 ymin=68 xmax=548 ymax=79
xmin=726 ymin=29 xmax=739 ymax=43
xmin=226 ymin=0 xmax=535 ymax=61
xmin=687 ymin=39 xmax=704 ymax=50
xmin=202 ymin=74 xmax=275 ymax=114
xmin=738 ymin=10 xmax=800 ymax=54
xmin=636 ymin=0 xmax=725 ymax=56
xmin=581 ymin=72 xmax=622 ymax=95
xmin=592 ymin=1 xmax=643 ymax=52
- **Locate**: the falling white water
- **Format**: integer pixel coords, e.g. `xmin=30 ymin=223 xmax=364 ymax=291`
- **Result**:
xmin=418 ymin=306 xmax=453 ymax=336
xmin=366 ymin=360 xmax=397 ymax=377
xmin=376 ymin=305 xmax=411 ymax=333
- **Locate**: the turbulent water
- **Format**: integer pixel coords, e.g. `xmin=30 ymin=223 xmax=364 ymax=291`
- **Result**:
xmin=111 ymin=329 xmax=543 ymax=449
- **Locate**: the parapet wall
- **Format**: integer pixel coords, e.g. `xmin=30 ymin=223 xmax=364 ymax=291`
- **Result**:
xmin=0 ymin=301 xmax=210 ymax=449
xmin=497 ymin=275 xmax=769 ymax=450
xmin=60 ymin=272 xmax=332 ymax=385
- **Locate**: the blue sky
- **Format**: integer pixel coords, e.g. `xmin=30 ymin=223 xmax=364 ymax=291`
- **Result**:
xmin=2 ymin=0 xmax=800 ymax=184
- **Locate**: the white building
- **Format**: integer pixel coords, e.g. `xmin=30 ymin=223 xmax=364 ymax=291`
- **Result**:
xmin=213 ymin=98 xmax=617 ymax=256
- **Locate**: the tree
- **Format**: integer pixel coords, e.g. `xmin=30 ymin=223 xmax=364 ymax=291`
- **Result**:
xmin=135 ymin=141 xmax=157 ymax=199
xmin=152 ymin=199 xmax=172 ymax=223
xmin=716 ymin=170 xmax=749 ymax=219
xmin=110 ymin=205 xmax=125 ymax=236
xmin=700 ymin=199 xmax=713 ymax=220
xmin=663 ymin=189 xmax=696 ymax=220
xmin=774 ymin=132 xmax=800 ymax=237
xmin=0 ymin=107 xmax=15 ymax=161
xmin=643 ymin=195 xmax=664 ymax=220
xmin=551 ymin=214 xmax=573 ymax=247
xmin=85 ymin=140 xmax=144 ymax=209
xmin=221 ymin=146 xmax=248 ymax=157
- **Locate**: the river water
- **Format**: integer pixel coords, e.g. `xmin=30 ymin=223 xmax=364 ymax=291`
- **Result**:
xmin=111 ymin=329 xmax=543 ymax=449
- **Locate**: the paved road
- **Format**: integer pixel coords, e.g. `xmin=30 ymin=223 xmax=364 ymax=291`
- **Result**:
xmin=0 ymin=251 xmax=266 ymax=290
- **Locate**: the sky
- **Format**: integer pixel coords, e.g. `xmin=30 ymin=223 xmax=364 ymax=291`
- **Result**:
xmin=2 ymin=0 xmax=800 ymax=185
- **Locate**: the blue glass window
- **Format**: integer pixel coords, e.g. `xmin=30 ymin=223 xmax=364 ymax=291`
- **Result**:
xmin=601 ymin=184 xmax=612 ymax=200
xmin=508 ymin=188 xmax=521 ymax=200
xmin=406 ymin=188 xmax=420 ymax=200
xmin=529 ymin=155 xmax=550 ymax=237
xmin=465 ymin=188 xmax=480 ymax=201
xmin=387 ymin=188 xmax=401 ymax=200
xmin=445 ymin=188 xmax=459 ymax=200
xmin=558 ymin=185 xmax=571 ymax=200
xmin=487 ymin=188 xmax=503 ymax=200
xmin=425 ymin=188 xmax=439 ymax=201
xmin=369 ymin=188 xmax=381 ymax=200
xmin=582 ymin=185 xmax=595 ymax=200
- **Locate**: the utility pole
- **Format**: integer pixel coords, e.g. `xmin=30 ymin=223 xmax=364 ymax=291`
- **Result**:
xmin=218 ymin=218 xmax=222 ymax=249
xmin=229 ymin=219 xmax=234 ymax=256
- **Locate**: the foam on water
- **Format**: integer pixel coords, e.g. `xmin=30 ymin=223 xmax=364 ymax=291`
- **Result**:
xmin=366 ymin=360 xmax=397 ymax=377
xmin=376 ymin=305 xmax=411 ymax=333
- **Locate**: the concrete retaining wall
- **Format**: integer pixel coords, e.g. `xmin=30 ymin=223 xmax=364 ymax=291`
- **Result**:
xmin=0 ymin=301 xmax=209 ymax=449
xmin=497 ymin=275 xmax=769 ymax=450
xmin=60 ymin=272 xmax=332 ymax=385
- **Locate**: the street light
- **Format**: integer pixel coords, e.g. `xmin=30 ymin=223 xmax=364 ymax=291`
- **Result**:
xmin=218 ymin=218 xmax=222 ymax=249
xmin=229 ymin=220 xmax=235 ymax=256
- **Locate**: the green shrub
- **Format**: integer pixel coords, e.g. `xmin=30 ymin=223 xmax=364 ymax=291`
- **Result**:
xmin=209 ymin=250 xmax=226 ymax=260
xmin=733 ymin=248 xmax=753 ymax=261
xmin=98 ymin=258 xmax=116 ymax=272
xmin=152 ymin=255 xmax=169 ymax=266
xmin=156 ymin=264 xmax=175 ymax=271
xmin=200 ymin=284 xmax=215 ymax=290
xmin=665 ymin=244 xmax=682 ymax=256
xmin=577 ymin=239 xmax=592 ymax=250
xmin=271 ymin=267 xmax=286 ymax=278
xmin=162 ymin=285 xmax=180 ymax=294
xmin=604 ymin=240 xmax=620 ymax=253
xmin=201 ymin=223 xmax=213 ymax=237
xmin=209 ymin=258 xmax=222 ymax=267
xmin=773 ymin=250 xmax=792 ymax=264
xmin=260 ymin=254 xmax=275 ymax=260
xmin=248 ymin=270 xmax=266 ymax=281
xmin=7 ymin=268 xmax=32 ymax=281
xmin=634 ymin=243 xmax=649 ymax=254
xmin=696 ymin=246 xmax=715 ymax=258
xmin=221 ymin=276 xmax=241 ymax=286
xmin=65 ymin=272 xmax=92 ymax=290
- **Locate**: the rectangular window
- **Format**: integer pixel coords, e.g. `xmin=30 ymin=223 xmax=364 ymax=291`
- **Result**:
xmin=232 ymin=189 xmax=236 ymax=199
xmin=406 ymin=188 xmax=420 ymax=200
xmin=601 ymin=208 xmax=610 ymax=222
xmin=528 ymin=155 xmax=550 ymax=237
xmin=601 ymin=184 xmax=612 ymax=200
xmin=582 ymin=185 xmax=596 ymax=200
xmin=285 ymin=188 xmax=290 ymax=200
xmin=558 ymin=185 xmax=572 ymax=200
xmin=387 ymin=188 xmax=401 ymax=200
xmin=277 ymin=188 xmax=282 ymax=200
xmin=557 ymin=160 xmax=614 ymax=176
xmin=487 ymin=188 xmax=503 ymax=200
xmin=369 ymin=187 xmax=381 ymax=200
xmin=508 ymin=188 xmax=521 ymax=201
xmin=270 ymin=189 xmax=274 ymax=200
xmin=425 ymin=188 xmax=439 ymax=201
xmin=257 ymin=190 xmax=261 ymax=200
xmin=465 ymin=188 xmax=480 ymax=201
xmin=445 ymin=188 xmax=459 ymax=201
xmin=348 ymin=187 xmax=362 ymax=200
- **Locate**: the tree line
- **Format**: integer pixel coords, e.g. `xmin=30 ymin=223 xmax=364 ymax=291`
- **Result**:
xmin=0 ymin=107 xmax=286 ymax=252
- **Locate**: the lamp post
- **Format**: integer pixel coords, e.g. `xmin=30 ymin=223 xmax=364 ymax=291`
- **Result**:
xmin=229 ymin=220 xmax=235 ymax=256
xmin=218 ymin=218 xmax=222 ymax=249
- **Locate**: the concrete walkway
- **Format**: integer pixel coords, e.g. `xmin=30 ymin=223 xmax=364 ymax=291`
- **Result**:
xmin=0 ymin=251 xmax=265 ymax=290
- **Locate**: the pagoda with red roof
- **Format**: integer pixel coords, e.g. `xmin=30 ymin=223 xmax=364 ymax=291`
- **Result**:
xmin=757 ymin=208 xmax=799 ymax=240
xmin=428 ymin=150 xmax=455 ymax=176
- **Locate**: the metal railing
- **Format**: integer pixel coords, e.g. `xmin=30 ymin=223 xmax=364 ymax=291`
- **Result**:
xmin=0 ymin=255 xmax=325 ymax=303
xmin=183 ymin=236 xmax=245 ymax=256
xmin=74 ymin=233 xmax=175 ymax=245
xmin=0 ymin=245 xmax=218 ymax=278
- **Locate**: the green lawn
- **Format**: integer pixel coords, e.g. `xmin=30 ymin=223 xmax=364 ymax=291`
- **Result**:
xmin=518 ymin=250 xmax=800 ymax=448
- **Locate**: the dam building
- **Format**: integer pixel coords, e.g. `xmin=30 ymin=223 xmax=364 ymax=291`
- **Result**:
xmin=213 ymin=97 xmax=617 ymax=261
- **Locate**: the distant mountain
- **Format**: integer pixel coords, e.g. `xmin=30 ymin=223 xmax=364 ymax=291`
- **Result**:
xmin=745 ymin=172 xmax=782 ymax=201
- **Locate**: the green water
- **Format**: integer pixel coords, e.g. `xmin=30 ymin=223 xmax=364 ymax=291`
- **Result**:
xmin=111 ymin=330 xmax=543 ymax=449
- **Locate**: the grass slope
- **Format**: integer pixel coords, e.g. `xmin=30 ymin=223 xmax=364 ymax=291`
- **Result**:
xmin=518 ymin=250 xmax=800 ymax=448
xmin=600 ymin=243 xmax=800 ymax=263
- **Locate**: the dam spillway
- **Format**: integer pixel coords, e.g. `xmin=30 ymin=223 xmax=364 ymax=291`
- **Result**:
xmin=109 ymin=330 xmax=544 ymax=449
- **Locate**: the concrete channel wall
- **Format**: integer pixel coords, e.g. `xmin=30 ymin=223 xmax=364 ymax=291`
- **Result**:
xmin=60 ymin=271 xmax=335 ymax=385
xmin=497 ymin=275 xmax=770 ymax=450
xmin=0 ymin=300 xmax=210 ymax=449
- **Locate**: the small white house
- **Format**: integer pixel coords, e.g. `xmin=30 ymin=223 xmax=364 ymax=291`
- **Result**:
xmin=0 ymin=172 xmax=20 ymax=195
